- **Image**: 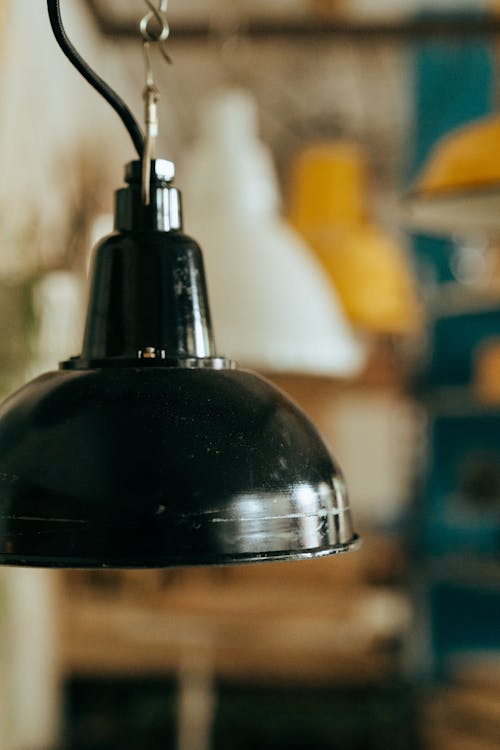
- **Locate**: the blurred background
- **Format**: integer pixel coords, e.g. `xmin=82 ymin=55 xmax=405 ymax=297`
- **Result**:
xmin=1 ymin=0 xmax=500 ymax=748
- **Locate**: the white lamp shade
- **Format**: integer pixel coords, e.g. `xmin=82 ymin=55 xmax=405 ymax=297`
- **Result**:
xmin=29 ymin=271 xmax=85 ymax=378
xmin=187 ymin=215 xmax=365 ymax=375
xmin=180 ymin=89 xmax=365 ymax=376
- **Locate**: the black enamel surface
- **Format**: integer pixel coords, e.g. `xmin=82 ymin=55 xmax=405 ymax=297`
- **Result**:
xmin=81 ymin=232 xmax=215 ymax=364
xmin=0 ymin=367 xmax=356 ymax=567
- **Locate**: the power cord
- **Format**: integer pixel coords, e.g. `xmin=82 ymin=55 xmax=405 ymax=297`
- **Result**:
xmin=47 ymin=0 xmax=145 ymax=157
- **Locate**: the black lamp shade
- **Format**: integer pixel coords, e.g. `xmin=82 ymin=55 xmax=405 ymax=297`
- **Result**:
xmin=0 ymin=366 xmax=355 ymax=567
xmin=0 ymin=161 xmax=358 ymax=568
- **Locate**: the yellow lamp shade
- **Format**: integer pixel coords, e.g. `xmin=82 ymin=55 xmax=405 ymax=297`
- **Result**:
xmin=289 ymin=141 xmax=420 ymax=334
xmin=289 ymin=142 xmax=368 ymax=232
xmin=405 ymin=115 xmax=500 ymax=234
xmin=475 ymin=338 xmax=500 ymax=405
xmin=312 ymin=224 xmax=421 ymax=334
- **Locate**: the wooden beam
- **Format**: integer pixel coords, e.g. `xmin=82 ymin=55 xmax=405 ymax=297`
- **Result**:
xmin=83 ymin=3 xmax=500 ymax=42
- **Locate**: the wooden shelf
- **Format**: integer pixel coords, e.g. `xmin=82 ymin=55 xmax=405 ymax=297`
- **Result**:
xmin=424 ymin=680 xmax=500 ymax=750
xmin=60 ymin=534 xmax=409 ymax=684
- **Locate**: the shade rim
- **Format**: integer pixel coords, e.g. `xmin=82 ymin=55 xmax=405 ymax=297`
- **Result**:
xmin=407 ymin=180 xmax=500 ymax=203
xmin=0 ymin=535 xmax=361 ymax=570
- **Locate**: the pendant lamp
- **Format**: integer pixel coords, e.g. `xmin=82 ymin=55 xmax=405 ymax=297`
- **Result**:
xmin=181 ymin=90 xmax=364 ymax=376
xmin=0 ymin=1 xmax=359 ymax=568
xmin=289 ymin=142 xmax=420 ymax=334
xmin=404 ymin=115 xmax=500 ymax=234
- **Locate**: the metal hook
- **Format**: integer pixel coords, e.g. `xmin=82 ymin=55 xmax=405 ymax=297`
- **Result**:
xmin=139 ymin=1 xmax=173 ymax=205
xmin=141 ymin=0 xmax=169 ymax=40
xmin=140 ymin=0 xmax=172 ymax=63
xmin=143 ymin=41 xmax=154 ymax=88
xmin=142 ymin=82 xmax=160 ymax=205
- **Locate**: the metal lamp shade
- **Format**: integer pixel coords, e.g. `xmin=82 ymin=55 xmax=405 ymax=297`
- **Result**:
xmin=0 ymin=366 xmax=356 ymax=568
xmin=288 ymin=142 xmax=421 ymax=334
xmin=0 ymin=161 xmax=359 ymax=568
xmin=404 ymin=116 xmax=500 ymax=234
xmin=181 ymin=91 xmax=364 ymax=377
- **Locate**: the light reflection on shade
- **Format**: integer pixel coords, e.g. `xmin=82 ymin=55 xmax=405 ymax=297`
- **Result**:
xmin=216 ymin=479 xmax=354 ymax=555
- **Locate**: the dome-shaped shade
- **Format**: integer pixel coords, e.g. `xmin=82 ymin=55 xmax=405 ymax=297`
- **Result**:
xmin=405 ymin=116 xmax=500 ymax=233
xmin=0 ymin=366 xmax=357 ymax=568
xmin=0 ymin=159 xmax=360 ymax=569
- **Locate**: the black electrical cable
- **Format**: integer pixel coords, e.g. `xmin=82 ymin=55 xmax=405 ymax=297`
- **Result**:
xmin=47 ymin=0 xmax=145 ymax=157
